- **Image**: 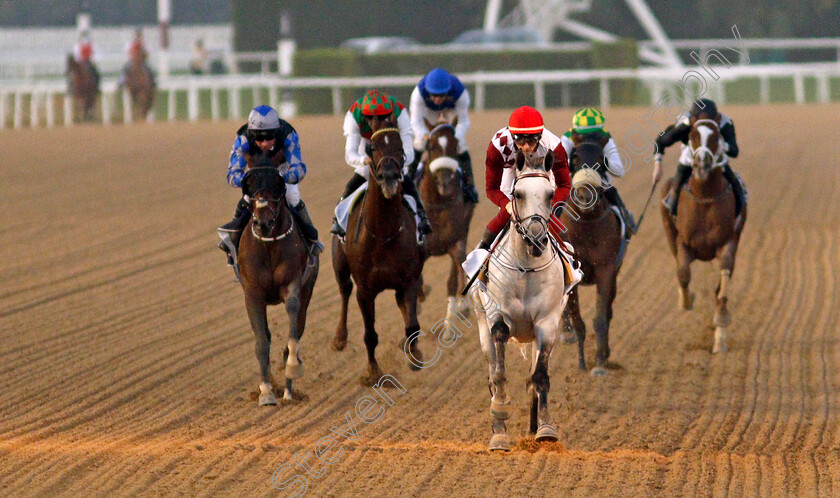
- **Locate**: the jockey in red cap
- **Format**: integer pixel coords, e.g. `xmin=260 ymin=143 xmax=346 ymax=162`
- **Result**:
xmin=462 ymin=106 xmax=572 ymax=278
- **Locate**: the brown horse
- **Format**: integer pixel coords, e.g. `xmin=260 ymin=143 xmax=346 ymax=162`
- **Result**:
xmin=124 ymin=55 xmax=155 ymax=121
xmin=558 ymin=143 xmax=623 ymax=376
xmin=238 ymin=160 xmax=319 ymax=405
xmin=332 ymin=127 xmax=426 ymax=384
xmin=660 ymin=115 xmax=747 ymax=353
xmin=418 ymin=122 xmax=475 ymax=322
xmin=66 ymin=54 xmax=99 ymax=122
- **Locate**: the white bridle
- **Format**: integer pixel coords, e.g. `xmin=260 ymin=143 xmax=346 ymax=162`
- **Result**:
xmin=689 ymin=119 xmax=727 ymax=169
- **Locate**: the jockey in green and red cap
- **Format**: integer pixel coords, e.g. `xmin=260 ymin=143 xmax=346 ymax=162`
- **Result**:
xmin=330 ymin=89 xmax=431 ymax=237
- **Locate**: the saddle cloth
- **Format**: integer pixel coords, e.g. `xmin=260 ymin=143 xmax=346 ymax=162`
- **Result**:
xmin=462 ymin=230 xmax=583 ymax=295
xmin=334 ymin=183 xmax=423 ymax=243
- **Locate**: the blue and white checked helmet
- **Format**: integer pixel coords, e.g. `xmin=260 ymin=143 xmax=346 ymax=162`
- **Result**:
xmin=247 ymin=105 xmax=280 ymax=131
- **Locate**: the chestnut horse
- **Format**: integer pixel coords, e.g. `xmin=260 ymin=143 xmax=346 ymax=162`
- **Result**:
xmin=66 ymin=54 xmax=99 ymax=122
xmin=239 ymin=161 xmax=319 ymax=405
xmin=332 ymin=127 xmax=426 ymax=384
xmin=558 ymin=142 xmax=623 ymax=376
xmin=660 ymin=115 xmax=747 ymax=353
xmin=418 ymin=122 xmax=474 ymax=322
xmin=124 ymin=55 xmax=155 ymax=121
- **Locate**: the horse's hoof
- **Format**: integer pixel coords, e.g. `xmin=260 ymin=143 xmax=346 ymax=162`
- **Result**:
xmin=679 ymin=292 xmax=695 ymax=310
xmin=560 ymin=331 xmax=578 ymax=344
xmin=283 ymin=388 xmax=293 ymax=401
xmin=490 ymin=399 xmax=511 ymax=420
xmin=332 ymin=337 xmax=347 ymax=351
xmin=285 ymin=362 xmax=304 ymax=379
xmin=489 ymin=434 xmax=511 ymax=451
xmin=259 ymin=392 xmax=278 ymax=406
xmin=361 ymin=365 xmax=385 ymax=387
xmin=535 ymin=424 xmax=559 ymax=442
xmin=590 ymin=366 xmax=608 ymax=377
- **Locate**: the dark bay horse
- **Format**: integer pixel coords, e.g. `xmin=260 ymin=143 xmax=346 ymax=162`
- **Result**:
xmin=124 ymin=55 xmax=155 ymax=121
xmin=66 ymin=54 xmax=99 ymax=122
xmin=332 ymin=127 xmax=426 ymax=384
xmin=558 ymin=143 xmax=622 ymax=376
xmin=660 ymin=115 xmax=747 ymax=353
xmin=418 ymin=122 xmax=474 ymax=322
xmin=239 ymin=162 xmax=319 ymax=405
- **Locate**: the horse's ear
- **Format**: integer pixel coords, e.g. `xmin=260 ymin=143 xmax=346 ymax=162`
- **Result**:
xmin=365 ymin=143 xmax=373 ymax=158
xmin=598 ymin=134 xmax=609 ymax=148
xmin=542 ymin=150 xmax=554 ymax=171
xmin=423 ymin=118 xmax=434 ymax=131
xmin=452 ymin=116 xmax=458 ymax=127
xmin=515 ymin=149 xmax=525 ymax=171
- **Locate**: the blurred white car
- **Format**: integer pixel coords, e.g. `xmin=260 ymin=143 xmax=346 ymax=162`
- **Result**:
xmin=339 ymin=37 xmax=422 ymax=54
xmin=449 ymin=27 xmax=546 ymax=46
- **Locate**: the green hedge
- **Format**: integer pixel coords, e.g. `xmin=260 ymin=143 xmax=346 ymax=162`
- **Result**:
xmin=290 ymin=41 xmax=639 ymax=114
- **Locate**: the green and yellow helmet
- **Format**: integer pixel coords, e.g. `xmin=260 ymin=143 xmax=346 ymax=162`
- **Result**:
xmin=571 ymin=107 xmax=606 ymax=134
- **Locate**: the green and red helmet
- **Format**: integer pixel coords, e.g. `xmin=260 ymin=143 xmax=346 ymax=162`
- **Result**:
xmin=361 ymin=90 xmax=396 ymax=116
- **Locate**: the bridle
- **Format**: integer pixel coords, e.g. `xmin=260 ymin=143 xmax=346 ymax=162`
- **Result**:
xmin=248 ymin=192 xmax=294 ymax=242
xmin=503 ymin=171 xmax=558 ymax=272
xmin=369 ymin=127 xmax=405 ymax=181
xmin=689 ymin=119 xmax=727 ymax=170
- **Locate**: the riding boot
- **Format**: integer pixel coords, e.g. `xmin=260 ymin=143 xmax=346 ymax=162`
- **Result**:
xmin=331 ymin=173 xmax=367 ymax=236
xmin=457 ymin=151 xmax=480 ymax=203
xmin=479 ymin=227 xmax=499 ymax=250
xmin=218 ymin=197 xmax=251 ymax=264
xmin=292 ymin=200 xmax=324 ymax=254
xmin=722 ymin=164 xmax=746 ymax=217
xmin=662 ymin=164 xmax=692 ymax=217
xmin=402 ymin=176 xmax=432 ymax=235
xmin=603 ymin=187 xmax=637 ymax=237
xmin=406 ymin=149 xmax=423 ymax=183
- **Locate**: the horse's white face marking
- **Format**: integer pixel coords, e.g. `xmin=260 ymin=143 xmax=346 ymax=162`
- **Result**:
xmin=383 ymin=135 xmax=390 ymax=145
xmin=255 ymin=199 xmax=268 ymax=209
xmin=437 ymin=135 xmax=448 ymax=150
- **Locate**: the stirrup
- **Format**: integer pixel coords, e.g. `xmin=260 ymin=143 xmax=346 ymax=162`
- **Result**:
xmin=217 ymin=229 xmax=241 ymax=282
xmin=330 ymin=218 xmax=346 ymax=237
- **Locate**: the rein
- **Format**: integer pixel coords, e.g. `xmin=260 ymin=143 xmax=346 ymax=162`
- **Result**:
xmin=505 ymin=171 xmax=559 ymax=272
xmin=249 ymin=194 xmax=295 ymax=242
xmin=683 ymin=182 xmax=733 ymax=204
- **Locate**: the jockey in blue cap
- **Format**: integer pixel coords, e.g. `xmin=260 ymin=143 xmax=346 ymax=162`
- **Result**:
xmin=218 ymin=105 xmax=322 ymax=273
xmin=408 ymin=67 xmax=478 ymax=203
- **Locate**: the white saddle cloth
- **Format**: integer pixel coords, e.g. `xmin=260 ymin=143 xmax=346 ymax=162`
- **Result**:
xmin=334 ymin=182 xmax=422 ymax=243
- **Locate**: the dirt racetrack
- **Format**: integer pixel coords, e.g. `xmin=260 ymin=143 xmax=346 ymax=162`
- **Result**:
xmin=2 ymin=104 xmax=839 ymax=497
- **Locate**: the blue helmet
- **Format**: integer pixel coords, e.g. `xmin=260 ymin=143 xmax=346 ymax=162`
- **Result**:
xmin=425 ymin=68 xmax=452 ymax=95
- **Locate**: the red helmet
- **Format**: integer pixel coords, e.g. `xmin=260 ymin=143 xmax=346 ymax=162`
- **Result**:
xmin=508 ymin=106 xmax=544 ymax=135
xmin=361 ymin=90 xmax=395 ymax=116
